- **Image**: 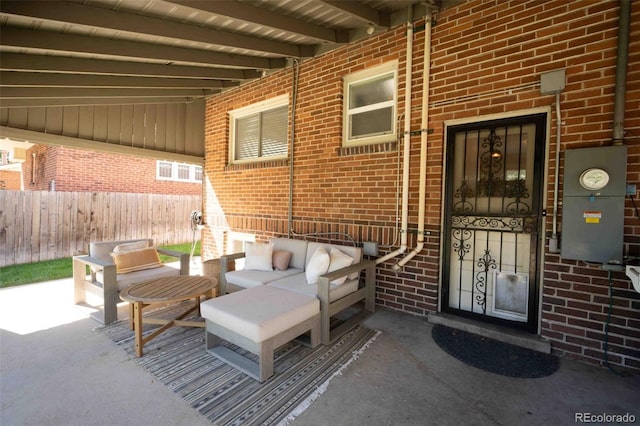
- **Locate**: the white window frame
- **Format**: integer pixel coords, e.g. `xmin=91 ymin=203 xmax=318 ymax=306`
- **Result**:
xmin=156 ymin=160 xmax=202 ymax=183
xmin=343 ymin=61 xmax=398 ymax=147
xmin=228 ymin=94 xmax=289 ymax=164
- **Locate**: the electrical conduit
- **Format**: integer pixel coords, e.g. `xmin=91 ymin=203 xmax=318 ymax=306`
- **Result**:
xmin=395 ymin=6 xmax=432 ymax=270
xmin=376 ymin=6 xmax=413 ymax=264
xmin=549 ymin=92 xmax=562 ymax=253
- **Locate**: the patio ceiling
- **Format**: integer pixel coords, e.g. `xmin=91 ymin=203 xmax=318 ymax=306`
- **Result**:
xmin=0 ymin=0 xmax=460 ymax=108
xmin=0 ymin=0 xmax=459 ymax=161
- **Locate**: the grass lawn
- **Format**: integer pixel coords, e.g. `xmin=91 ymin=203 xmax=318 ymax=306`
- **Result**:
xmin=0 ymin=242 xmax=200 ymax=289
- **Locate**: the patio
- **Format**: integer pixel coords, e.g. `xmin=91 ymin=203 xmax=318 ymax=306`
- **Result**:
xmin=1 ymin=273 xmax=638 ymax=426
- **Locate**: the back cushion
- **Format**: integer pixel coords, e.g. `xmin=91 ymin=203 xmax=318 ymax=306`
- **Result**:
xmin=271 ymin=238 xmax=308 ymax=270
xmin=112 ymin=247 xmax=162 ymax=274
xmin=90 ymin=239 xmax=153 ymax=263
xmin=305 ymin=242 xmax=362 ymax=278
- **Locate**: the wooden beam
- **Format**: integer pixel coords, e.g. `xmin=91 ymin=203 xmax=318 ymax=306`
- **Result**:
xmin=321 ymin=1 xmax=391 ymax=27
xmin=0 ymin=1 xmax=307 ymax=57
xmin=0 ymin=72 xmax=237 ymax=89
xmin=171 ymin=0 xmax=348 ymax=43
xmin=0 ymin=97 xmax=199 ymax=107
xmin=0 ymin=27 xmax=287 ymax=70
xmin=0 ymin=53 xmax=261 ymax=80
xmin=0 ymin=87 xmax=217 ymax=98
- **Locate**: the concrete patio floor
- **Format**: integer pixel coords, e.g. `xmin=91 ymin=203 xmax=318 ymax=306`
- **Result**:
xmin=1 ymin=274 xmax=638 ymax=426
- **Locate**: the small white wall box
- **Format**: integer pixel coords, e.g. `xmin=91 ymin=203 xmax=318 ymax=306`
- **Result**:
xmin=540 ymin=69 xmax=566 ymax=95
xmin=362 ymin=241 xmax=378 ymax=256
xmin=491 ymin=271 xmax=529 ymax=321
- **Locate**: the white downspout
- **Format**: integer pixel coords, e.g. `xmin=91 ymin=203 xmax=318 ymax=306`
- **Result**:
xmin=548 ymin=92 xmax=562 ymax=253
xmin=376 ymin=6 xmax=413 ymax=265
xmin=394 ymin=6 xmax=432 ymax=270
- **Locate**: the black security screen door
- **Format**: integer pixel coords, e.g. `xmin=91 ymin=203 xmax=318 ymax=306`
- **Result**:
xmin=442 ymin=113 xmax=546 ymax=332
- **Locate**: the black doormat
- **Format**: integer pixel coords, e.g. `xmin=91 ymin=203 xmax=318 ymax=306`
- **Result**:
xmin=432 ymin=324 xmax=559 ymax=378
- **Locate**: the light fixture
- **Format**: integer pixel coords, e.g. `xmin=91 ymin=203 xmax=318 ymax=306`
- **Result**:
xmin=366 ymin=23 xmax=375 ymax=35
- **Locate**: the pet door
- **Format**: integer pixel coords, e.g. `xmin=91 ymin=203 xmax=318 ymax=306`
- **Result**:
xmin=491 ymin=271 xmax=528 ymax=322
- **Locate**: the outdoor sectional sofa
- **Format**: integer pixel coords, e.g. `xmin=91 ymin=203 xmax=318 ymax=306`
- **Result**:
xmin=218 ymin=238 xmax=376 ymax=345
xmin=73 ymin=238 xmax=190 ymax=325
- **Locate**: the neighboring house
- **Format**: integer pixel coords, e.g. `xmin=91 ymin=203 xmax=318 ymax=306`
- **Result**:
xmin=0 ymin=139 xmax=30 ymax=190
xmin=202 ymin=0 xmax=640 ymax=372
xmin=17 ymin=143 xmax=202 ymax=195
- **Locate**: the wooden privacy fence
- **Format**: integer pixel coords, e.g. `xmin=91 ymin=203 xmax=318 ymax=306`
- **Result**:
xmin=0 ymin=190 xmax=202 ymax=267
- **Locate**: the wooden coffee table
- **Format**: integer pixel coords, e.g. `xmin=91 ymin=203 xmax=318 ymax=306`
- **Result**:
xmin=120 ymin=275 xmax=217 ymax=357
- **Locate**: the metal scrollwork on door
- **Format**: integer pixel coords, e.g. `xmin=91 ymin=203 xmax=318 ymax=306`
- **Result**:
xmin=475 ymin=249 xmax=496 ymax=313
xmin=452 ymin=128 xmax=532 ymax=215
xmin=451 ymin=215 xmax=537 ymax=234
xmin=451 ymin=228 xmax=472 ymax=261
xmin=453 ymin=179 xmax=474 ymax=213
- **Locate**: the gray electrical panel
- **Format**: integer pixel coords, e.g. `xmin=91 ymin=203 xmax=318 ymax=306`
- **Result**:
xmin=561 ymin=145 xmax=627 ymax=263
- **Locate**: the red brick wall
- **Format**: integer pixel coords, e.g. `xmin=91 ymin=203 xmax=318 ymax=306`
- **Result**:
xmin=0 ymin=170 xmax=22 ymax=190
xmin=203 ymin=0 xmax=639 ymax=370
xmin=430 ymin=0 xmax=640 ymax=370
xmin=23 ymin=145 xmax=201 ymax=195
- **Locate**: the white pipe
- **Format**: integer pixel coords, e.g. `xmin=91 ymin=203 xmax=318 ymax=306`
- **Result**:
xmin=395 ymin=6 xmax=432 ymax=270
xmin=548 ymin=91 xmax=561 ymax=253
xmin=376 ymin=6 xmax=413 ymax=265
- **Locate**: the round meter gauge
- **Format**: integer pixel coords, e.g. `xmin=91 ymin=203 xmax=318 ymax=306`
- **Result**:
xmin=579 ymin=168 xmax=610 ymax=191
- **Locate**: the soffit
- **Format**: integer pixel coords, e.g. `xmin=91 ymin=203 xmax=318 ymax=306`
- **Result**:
xmin=0 ymin=0 xmax=461 ymax=107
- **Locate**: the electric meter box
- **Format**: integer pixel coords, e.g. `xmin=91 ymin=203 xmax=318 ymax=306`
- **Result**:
xmin=560 ymin=145 xmax=627 ymax=263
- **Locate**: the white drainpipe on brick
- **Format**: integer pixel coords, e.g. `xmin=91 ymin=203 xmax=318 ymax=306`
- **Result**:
xmin=376 ymin=6 xmax=413 ymax=265
xmin=394 ymin=5 xmax=432 ymax=271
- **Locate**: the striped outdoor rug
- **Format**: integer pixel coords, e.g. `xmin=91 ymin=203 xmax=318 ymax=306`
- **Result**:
xmin=97 ymin=303 xmax=380 ymax=426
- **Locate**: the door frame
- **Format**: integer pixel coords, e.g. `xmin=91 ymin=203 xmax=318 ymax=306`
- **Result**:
xmin=438 ymin=107 xmax=551 ymax=334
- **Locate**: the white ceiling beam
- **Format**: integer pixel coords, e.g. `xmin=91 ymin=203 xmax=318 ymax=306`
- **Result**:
xmin=0 ymin=87 xmax=217 ymax=98
xmin=170 ymin=0 xmax=348 ymax=44
xmin=0 ymin=27 xmax=287 ymax=70
xmin=0 ymin=97 xmax=197 ymax=107
xmin=0 ymin=72 xmax=237 ymax=89
xmin=0 ymin=53 xmax=261 ymax=80
xmin=321 ymin=1 xmax=391 ymax=27
xmin=0 ymin=1 xmax=308 ymax=58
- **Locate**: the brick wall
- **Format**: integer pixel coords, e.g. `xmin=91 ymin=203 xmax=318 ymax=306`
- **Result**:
xmin=203 ymin=0 xmax=639 ymax=370
xmin=0 ymin=170 xmax=21 ymax=190
xmin=23 ymin=144 xmax=201 ymax=195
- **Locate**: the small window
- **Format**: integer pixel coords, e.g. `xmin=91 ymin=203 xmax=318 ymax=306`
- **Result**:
xmin=156 ymin=161 xmax=202 ymax=183
xmin=158 ymin=161 xmax=173 ymax=179
xmin=229 ymin=95 xmax=289 ymax=164
xmin=343 ymin=61 xmax=398 ymax=147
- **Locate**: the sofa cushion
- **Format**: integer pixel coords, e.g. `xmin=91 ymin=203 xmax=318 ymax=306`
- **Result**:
xmin=267 ymin=275 xmax=359 ymax=303
xmin=328 ymin=247 xmax=354 ymax=285
xmin=244 ymin=242 xmax=274 ymax=271
xmin=306 ymin=242 xmax=362 ymax=280
xmin=97 ymin=264 xmax=180 ymax=291
xmin=271 ymin=238 xmax=308 ymax=270
xmin=200 ymin=285 xmax=319 ymax=342
xmin=272 ymin=250 xmax=292 ymax=271
xmin=112 ymin=247 xmax=163 ymax=274
xmin=90 ymin=239 xmax=154 ymax=264
xmin=112 ymin=240 xmax=149 ymax=254
xmin=305 ymin=246 xmax=330 ymax=284
xmin=226 ymin=268 xmax=304 ymax=289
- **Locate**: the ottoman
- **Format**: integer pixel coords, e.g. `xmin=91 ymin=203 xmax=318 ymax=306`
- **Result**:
xmin=200 ymin=285 xmax=321 ymax=382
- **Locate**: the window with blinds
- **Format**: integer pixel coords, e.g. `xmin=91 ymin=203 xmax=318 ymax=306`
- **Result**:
xmin=229 ymin=95 xmax=289 ymax=164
